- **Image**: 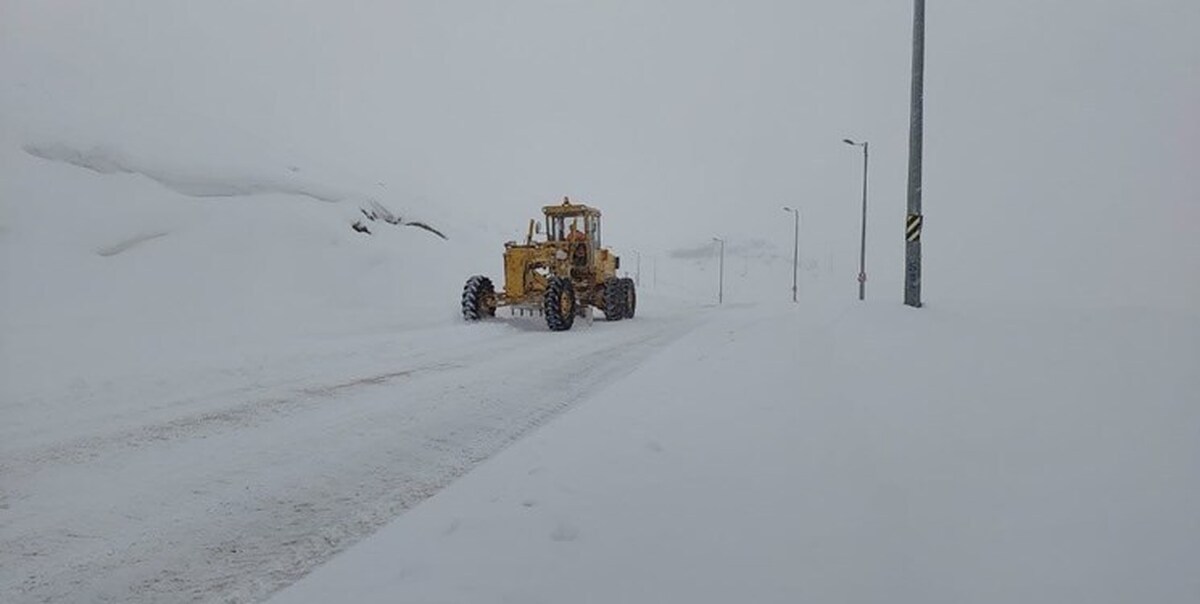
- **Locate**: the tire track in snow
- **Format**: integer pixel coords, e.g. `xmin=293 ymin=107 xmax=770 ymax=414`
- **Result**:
xmin=96 ymin=231 xmax=170 ymax=257
xmin=0 ymin=363 xmax=464 ymax=475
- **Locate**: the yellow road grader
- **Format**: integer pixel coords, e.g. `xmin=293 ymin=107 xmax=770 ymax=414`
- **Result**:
xmin=462 ymin=197 xmax=636 ymax=331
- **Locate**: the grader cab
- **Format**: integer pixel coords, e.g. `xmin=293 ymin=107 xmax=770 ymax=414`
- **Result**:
xmin=462 ymin=197 xmax=636 ymax=331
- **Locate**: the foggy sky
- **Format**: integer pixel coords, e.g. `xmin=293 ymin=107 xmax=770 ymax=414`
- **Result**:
xmin=2 ymin=0 xmax=1196 ymax=308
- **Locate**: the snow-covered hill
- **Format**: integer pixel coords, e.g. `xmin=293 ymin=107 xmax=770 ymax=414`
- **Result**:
xmin=0 ymin=139 xmax=475 ymax=409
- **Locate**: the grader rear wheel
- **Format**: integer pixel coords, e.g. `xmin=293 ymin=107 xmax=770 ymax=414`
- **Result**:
xmin=544 ymin=277 xmax=576 ymax=331
xmin=603 ymin=277 xmax=625 ymax=321
xmin=621 ymin=277 xmax=637 ymax=318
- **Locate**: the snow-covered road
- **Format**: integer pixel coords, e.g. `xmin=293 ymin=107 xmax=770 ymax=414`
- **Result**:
xmin=4 ymin=295 xmax=1198 ymax=604
xmin=0 ymin=303 xmax=703 ymax=603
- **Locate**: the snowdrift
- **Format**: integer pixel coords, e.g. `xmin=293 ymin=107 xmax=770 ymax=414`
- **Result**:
xmin=0 ymin=140 xmax=475 ymax=413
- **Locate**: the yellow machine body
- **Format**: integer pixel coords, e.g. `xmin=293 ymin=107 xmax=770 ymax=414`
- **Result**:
xmin=462 ymin=196 xmax=634 ymax=331
xmin=498 ymin=198 xmax=619 ymax=311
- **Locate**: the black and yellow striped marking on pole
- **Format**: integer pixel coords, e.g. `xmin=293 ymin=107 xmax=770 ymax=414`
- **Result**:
xmin=906 ymin=213 xmax=923 ymax=242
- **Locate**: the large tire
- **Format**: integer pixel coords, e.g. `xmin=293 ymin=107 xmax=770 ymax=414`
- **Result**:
xmin=544 ymin=277 xmax=576 ymax=331
xmin=462 ymin=275 xmax=496 ymax=321
xmin=603 ymin=277 xmax=625 ymax=321
xmin=621 ymin=277 xmax=637 ymax=318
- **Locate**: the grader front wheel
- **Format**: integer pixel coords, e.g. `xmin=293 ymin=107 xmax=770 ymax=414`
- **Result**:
xmin=544 ymin=277 xmax=576 ymax=331
xmin=462 ymin=275 xmax=497 ymax=321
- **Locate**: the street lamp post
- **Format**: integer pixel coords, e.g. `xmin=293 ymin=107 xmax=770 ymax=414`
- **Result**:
xmin=843 ymin=138 xmax=869 ymax=300
xmin=634 ymin=251 xmax=641 ymax=287
xmin=782 ymin=207 xmax=800 ymax=302
xmin=711 ymin=237 xmax=724 ymax=305
xmin=905 ymin=0 xmax=925 ymax=308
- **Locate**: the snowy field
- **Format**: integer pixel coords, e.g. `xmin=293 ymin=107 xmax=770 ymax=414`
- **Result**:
xmin=6 ymin=281 xmax=1197 ymax=603
xmin=270 ymin=300 xmax=1200 ymax=604
xmin=3 ymin=0 xmax=1198 ymax=602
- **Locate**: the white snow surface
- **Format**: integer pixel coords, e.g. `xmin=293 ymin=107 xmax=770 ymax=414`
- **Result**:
xmin=1 ymin=137 xmax=692 ymax=602
xmin=271 ymin=300 xmax=1200 ymax=604
xmin=2 ymin=0 xmax=1198 ymax=602
xmin=1 ymin=132 xmax=1196 ymax=602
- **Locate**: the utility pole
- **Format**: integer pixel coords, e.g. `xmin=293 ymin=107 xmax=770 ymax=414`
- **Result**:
xmin=712 ymin=237 xmax=724 ymax=304
xmin=782 ymin=207 xmax=800 ymax=302
xmin=843 ymin=139 xmax=869 ymax=300
xmin=905 ymin=0 xmax=925 ymax=308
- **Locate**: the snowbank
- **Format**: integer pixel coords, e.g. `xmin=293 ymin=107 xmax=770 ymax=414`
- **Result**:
xmin=0 ymin=140 xmax=473 ymax=442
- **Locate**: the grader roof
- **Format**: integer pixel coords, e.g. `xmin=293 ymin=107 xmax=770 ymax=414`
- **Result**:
xmin=543 ymin=197 xmax=601 ymax=218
